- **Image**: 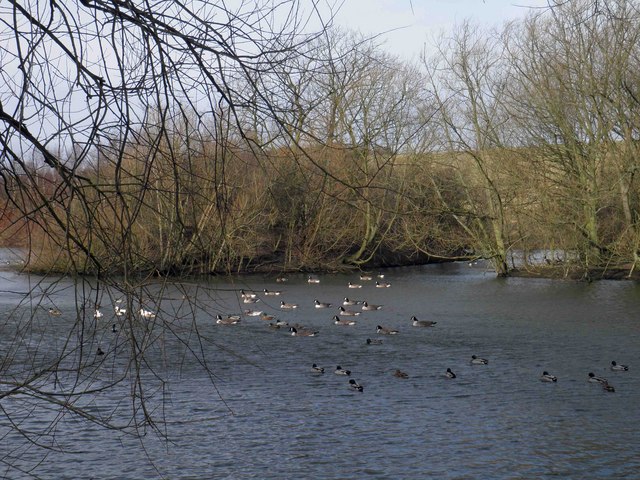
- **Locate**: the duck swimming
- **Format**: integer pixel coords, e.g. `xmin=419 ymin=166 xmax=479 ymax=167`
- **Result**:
xmin=289 ymin=326 xmax=318 ymax=337
xmin=376 ymin=325 xmax=399 ymax=335
xmin=610 ymin=361 xmax=629 ymax=371
xmin=311 ymin=364 xmax=325 ymax=374
xmin=348 ymin=379 xmax=364 ymax=392
xmin=362 ymin=302 xmax=383 ymax=311
xmin=335 ymin=365 xmax=351 ymax=376
xmin=470 ymin=355 xmax=488 ymax=365
xmin=393 ymin=369 xmax=409 ymax=379
xmin=366 ymin=338 xmax=383 ymax=345
xmin=216 ymin=314 xmax=240 ymax=325
xmin=445 ymin=368 xmax=457 ymax=379
xmin=588 ymin=372 xmax=608 ymax=384
xmin=411 ymin=316 xmax=436 ymax=327
xmin=540 ymin=371 xmax=558 ymax=382
xmin=333 ymin=315 xmax=356 ymax=326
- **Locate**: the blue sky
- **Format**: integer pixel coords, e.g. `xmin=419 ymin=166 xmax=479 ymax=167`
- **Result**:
xmin=329 ymin=0 xmax=551 ymax=60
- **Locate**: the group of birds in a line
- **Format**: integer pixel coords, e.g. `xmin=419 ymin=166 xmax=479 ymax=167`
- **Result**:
xmin=46 ymin=273 xmax=630 ymax=392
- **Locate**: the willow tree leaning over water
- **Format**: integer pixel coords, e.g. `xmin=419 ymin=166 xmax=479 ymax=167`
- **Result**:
xmin=0 ymin=0 xmax=333 ymax=474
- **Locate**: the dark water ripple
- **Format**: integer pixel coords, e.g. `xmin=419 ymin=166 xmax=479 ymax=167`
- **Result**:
xmin=1 ymin=263 xmax=639 ymax=478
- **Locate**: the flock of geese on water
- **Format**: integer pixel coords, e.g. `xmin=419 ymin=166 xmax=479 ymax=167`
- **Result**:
xmin=47 ymin=272 xmax=630 ymax=393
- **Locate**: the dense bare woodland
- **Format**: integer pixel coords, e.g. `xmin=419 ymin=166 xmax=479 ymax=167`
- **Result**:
xmin=1 ymin=1 xmax=639 ymax=279
xmin=0 ymin=0 xmax=639 ymax=474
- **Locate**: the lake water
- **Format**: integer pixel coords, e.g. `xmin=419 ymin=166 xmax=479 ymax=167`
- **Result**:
xmin=1 ymin=260 xmax=639 ymax=479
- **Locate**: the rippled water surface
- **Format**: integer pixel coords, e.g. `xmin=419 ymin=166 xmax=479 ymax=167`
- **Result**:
xmin=1 ymin=262 xmax=639 ymax=479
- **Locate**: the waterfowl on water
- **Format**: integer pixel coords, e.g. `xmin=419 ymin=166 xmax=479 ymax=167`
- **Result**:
xmin=335 ymin=365 xmax=351 ymax=376
xmin=445 ymin=368 xmax=457 ymax=379
xmin=94 ymin=309 xmax=103 ymax=319
xmin=376 ymin=325 xmax=399 ymax=335
xmin=48 ymin=308 xmax=62 ymax=316
xmin=343 ymin=297 xmax=363 ymax=306
xmin=216 ymin=314 xmax=240 ymax=325
xmin=259 ymin=312 xmax=275 ymax=321
xmin=348 ymin=379 xmax=364 ymax=392
xmin=243 ymin=297 xmax=260 ymax=304
xmin=311 ymin=364 xmax=325 ymax=374
xmin=114 ymin=306 xmax=126 ymax=316
xmin=359 ymin=274 xmax=373 ymax=281
xmin=362 ymin=302 xmax=382 ymax=311
xmin=274 ymin=319 xmax=289 ymax=327
xmin=333 ymin=315 xmax=356 ymax=326
xmin=244 ymin=309 xmax=263 ymax=316
xmin=348 ymin=282 xmax=363 ymax=289
xmin=610 ymin=361 xmax=629 ymax=371
xmin=366 ymin=338 xmax=383 ymax=345
xmin=276 ymin=276 xmax=288 ymax=283
xmin=470 ymin=355 xmax=488 ymax=365
xmin=307 ymin=275 xmax=320 ymax=284
xmin=602 ymin=383 xmax=616 ymax=392
xmin=111 ymin=324 xmax=118 ymax=333
xmin=393 ymin=369 xmax=409 ymax=379
xmin=588 ymin=372 xmax=608 ymax=384
xmin=240 ymin=289 xmax=257 ymax=299
xmin=96 ymin=347 xmax=104 ymax=356
xmin=375 ymin=281 xmax=391 ymax=288
xmin=280 ymin=301 xmax=298 ymax=309
xmin=540 ymin=371 xmax=558 ymax=382
xmin=140 ymin=308 xmax=156 ymax=319
xmin=411 ymin=316 xmax=436 ymax=327
xmin=263 ymin=289 xmax=282 ymax=296
xmin=289 ymin=326 xmax=318 ymax=337
xmin=338 ymin=306 xmax=361 ymax=316
xmin=314 ymin=299 xmax=332 ymax=308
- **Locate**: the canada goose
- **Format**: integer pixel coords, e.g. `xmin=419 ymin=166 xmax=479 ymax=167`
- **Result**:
xmin=343 ymin=297 xmax=363 ymax=306
xmin=588 ymin=372 xmax=608 ymax=384
xmin=376 ymin=325 xmax=399 ymax=335
xmin=333 ymin=315 xmax=356 ymax=326
xmin=335 ymin=365 xmax=351 ymax=376
xmin=362 ymin=302 xmax=382 ymax=311
xmin=314 ymin=300 xmax=332 ymax=308
xmin=311 ymin=364 xmax=325 ymax=374
xmin=445 ymin=368 xmax=457 ymax=379
xmin=307 ymin=275 xmax=320 ymax=284
xmin=393 ymin=369 xmax=409 ymax=379
xmin=366 ymin=338 xmax=383 ymax=345
xmin=359 ymin=274 xmax=373 ymax=281
xmin=216 ymin=314 xmax=240 ymax=325
xmin=348 ymin=379 xmax=364 ymax=392
xmin=540 ymin=371 xmax=558 ymax=382
xmin=280 ymin=301 xmax=298 ymax=309
xmin=140 ymin=309 xmax=156 ymax=319
xmin=289 ymin=326 xmax=318 ymax=337
xmin=411 ymin=316 xmax=437 ymax=327
xmin=48 ymin=308 xmax=62 ymax=316
xmin=240 ymin=289 xmax=257 ymax=299
xmin=263 ymin=289 xmax=282 ymax=296
xmin=375 ymin=281 xmax=391 ymax=288
xmin=338 ymin=306 xmax=361 ymax=316
xmin=348 ymin=282 xmax=363 ymax=289
xmin=610 ymin=361 xmax=629 ymax=371
xmin=470 ymin=355 xmax=488 ymax=365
